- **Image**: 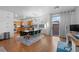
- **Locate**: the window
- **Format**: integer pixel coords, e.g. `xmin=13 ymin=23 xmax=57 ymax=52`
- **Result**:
xmin=52 ymin=16 xmax=60 ymax=22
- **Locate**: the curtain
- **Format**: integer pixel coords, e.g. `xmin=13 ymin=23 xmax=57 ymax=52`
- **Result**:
xmin=59 ymin=11 xmax=75 ymax=36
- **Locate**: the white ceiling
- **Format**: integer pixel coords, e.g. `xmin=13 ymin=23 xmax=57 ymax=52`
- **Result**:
xmin=0 ymin=6 xmax=76 ymax=17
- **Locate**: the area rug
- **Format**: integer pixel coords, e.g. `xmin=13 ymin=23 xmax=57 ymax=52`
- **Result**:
xmin=0 ymin=46 xmax=7 ymax=52
xmin=57 ymin=41 xmax=72 ymax=52
xmin=18 ymin=35 xmax=44 ymax=46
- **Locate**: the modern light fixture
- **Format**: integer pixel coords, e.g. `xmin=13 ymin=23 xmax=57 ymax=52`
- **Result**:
xmin=54 ymin=6 xmax=60 ymax=9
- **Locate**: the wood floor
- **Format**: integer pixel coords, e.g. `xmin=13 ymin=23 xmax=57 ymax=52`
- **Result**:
xmin=0 ymin=34 xmax=53 ymax=52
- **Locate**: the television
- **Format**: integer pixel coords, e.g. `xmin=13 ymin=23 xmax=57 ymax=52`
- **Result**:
xmin=70 ymin=24 xmax=79 ymax=32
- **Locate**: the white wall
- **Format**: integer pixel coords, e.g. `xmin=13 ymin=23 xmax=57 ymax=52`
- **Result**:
xmin=75 ymin=7 xmax=79 ymax=24
xmin=41 ymin=14 xmax=51 ymax=35
xmin=70 ymin=10 xmax=76 ymax=24
xmin=21 ymin=7 xmax=51 ymax=35
xmin=59 ymin=10 xmax=76 ymax=36
xmin=0 ymin=10 xmax=14 ymax=37
xmin=0 ymin=6 xmax=76 ymax=36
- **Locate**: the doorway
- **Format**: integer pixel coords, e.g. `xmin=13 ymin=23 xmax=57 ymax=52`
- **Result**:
xmin=51 ymin=15 xmax=60 ymax=36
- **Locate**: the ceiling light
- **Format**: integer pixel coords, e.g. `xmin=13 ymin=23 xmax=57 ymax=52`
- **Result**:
xmin=54 ymin=6 xmax=60 ymax=9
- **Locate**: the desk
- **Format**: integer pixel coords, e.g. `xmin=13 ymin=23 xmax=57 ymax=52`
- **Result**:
xmin=68 ymin=32 xmax=79 ymax=46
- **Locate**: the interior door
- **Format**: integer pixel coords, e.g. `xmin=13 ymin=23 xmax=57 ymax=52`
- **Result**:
xmin=51 ymin=15 xmax=60 ymax=36
xmin=53 ymin=24 xmax=59 ymax=36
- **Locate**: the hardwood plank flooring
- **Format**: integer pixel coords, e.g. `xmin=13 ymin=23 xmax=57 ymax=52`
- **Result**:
xmin=0 ymin=34 xmax=53 ymax=52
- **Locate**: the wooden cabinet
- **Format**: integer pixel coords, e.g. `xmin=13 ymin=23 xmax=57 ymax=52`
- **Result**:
xmin=14 ymin=21 xmax=22 ymax=26
xmin=14 ymin=20 xmax=33 ymax=33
